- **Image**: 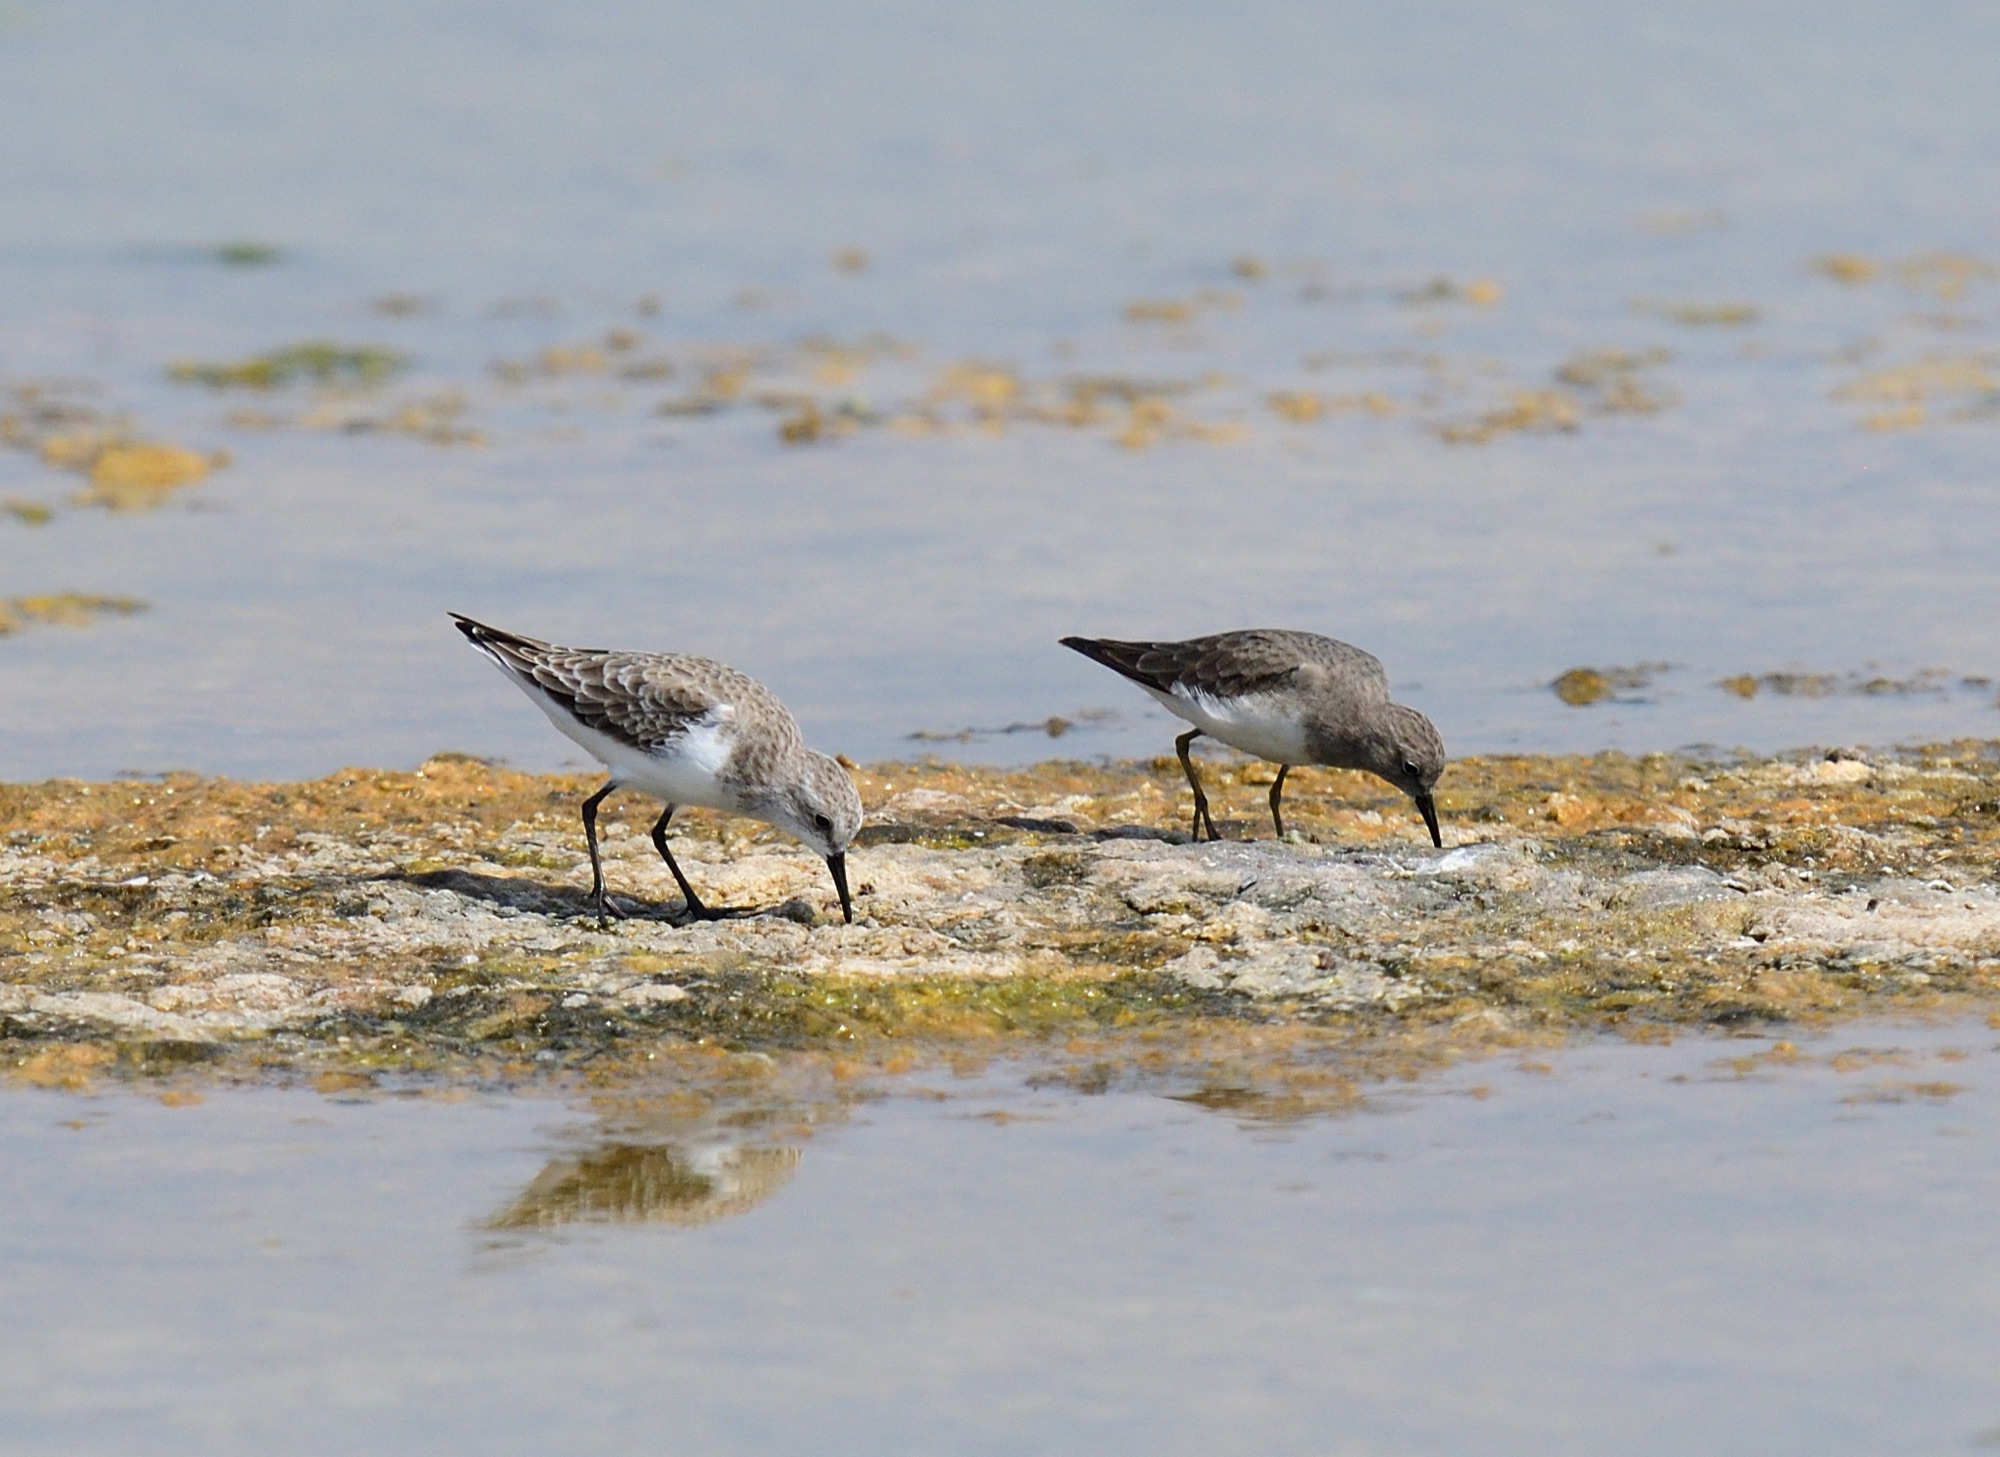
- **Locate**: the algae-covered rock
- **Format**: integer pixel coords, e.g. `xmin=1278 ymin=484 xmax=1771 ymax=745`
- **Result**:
xmin=3 ymin=747 xmax=2000 ymax=1080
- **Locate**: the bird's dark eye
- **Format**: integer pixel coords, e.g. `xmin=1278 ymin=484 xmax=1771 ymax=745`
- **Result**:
xmin=1402 ymin=761 xmax=1421 ymax=778
xmin=813 ymin=813 xmax=833 ymax=833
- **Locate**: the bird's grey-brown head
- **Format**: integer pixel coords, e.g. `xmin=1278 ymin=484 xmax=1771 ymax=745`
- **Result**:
xmin=1367 ymin=703 xmax=1447 ymax=847
xmin=771 ymin=751 xmax=865 ymax=922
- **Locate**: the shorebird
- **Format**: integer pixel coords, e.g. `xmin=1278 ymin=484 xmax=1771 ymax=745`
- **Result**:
xmin=453 ymin=615 xmax=863 ymax=924
xmin=1060 ymin=629 xmax=1445 ymax=846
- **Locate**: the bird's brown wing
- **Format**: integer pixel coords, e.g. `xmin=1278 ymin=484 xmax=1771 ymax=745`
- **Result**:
xmin=1060 ymin=630 xmax=1385 ymax=701
xmin=454 ymin=614 xmax=725 ymax=753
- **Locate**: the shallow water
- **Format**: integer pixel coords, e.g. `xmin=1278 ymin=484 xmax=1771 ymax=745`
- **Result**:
xmin=2 ymin=0 xmax=2000 ymax=777
xmin=4 ymin=1018 xmax=1998 ymax=1455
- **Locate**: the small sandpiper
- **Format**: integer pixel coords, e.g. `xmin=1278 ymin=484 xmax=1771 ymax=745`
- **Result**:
xmin=453 ymin=614 xmax=863 ymax=924
xmin=1061 ymin=629 xmax=1446 ymax=846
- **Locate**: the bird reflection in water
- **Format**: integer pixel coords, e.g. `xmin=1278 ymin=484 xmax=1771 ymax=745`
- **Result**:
xmin=487 ymin=1140 xmax=802 ymax=1230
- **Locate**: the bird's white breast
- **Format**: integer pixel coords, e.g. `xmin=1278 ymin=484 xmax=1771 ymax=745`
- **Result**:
xmin=1146 ymin=685 xmax=1312 ymax=765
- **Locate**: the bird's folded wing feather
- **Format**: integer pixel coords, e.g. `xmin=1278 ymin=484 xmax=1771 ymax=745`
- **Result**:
xmin=1070 ymin=632 xmax=1388 ymax=701
xmin=519 ymin=653 xmax=722 ymax=752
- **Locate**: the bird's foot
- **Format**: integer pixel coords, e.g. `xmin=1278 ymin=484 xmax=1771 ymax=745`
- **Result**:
xmin=675 ymin=900 xmax=754 ymax=926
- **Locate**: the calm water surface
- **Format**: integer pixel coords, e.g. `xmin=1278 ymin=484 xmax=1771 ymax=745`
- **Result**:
xmin=6 ymin=15 xmax=1997 ymax=1449
xmin=3 ymin=1018 xmax=1998 ymax=1455
xmin=2 ymin=1 xmax=1999 ymax=776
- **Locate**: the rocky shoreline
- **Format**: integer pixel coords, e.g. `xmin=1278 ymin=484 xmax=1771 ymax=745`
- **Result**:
xmin=4 ymin=746 xmax=2000 ymax=1086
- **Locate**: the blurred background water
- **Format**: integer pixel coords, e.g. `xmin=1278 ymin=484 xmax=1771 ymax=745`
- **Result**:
xmin=2 ymin=0 xmax=1998 ymax=777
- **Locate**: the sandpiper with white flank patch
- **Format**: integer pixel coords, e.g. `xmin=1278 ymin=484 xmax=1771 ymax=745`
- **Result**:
xmin=1060 ymin=629 xmax=1446 ymax=846
xmin=453 ymin=615 xmax=863 ymax=924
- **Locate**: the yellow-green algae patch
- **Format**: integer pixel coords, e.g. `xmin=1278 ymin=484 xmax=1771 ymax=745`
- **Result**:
xmin=1 ymin=381 xmax=228 ymax=512
xmin=5 ymin=747 xmax=2000 ymax=1090
xmin=167 ymin=341 xmax=406 ymax=390
xmin=0 ymin=594 xmax=146 ymax=637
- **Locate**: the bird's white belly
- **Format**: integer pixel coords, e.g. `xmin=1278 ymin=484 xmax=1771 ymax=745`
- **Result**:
xmin=524 ymin=689 xmax=743 ymax=812
xmin=1147 ymin=686 xmax=1311 ymax=765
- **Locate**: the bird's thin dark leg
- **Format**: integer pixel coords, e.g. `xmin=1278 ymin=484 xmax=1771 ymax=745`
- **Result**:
xmin=580 ymin=782 xmax=626 ymax=925
xmin=1269 ymin=764 xmax=1290 ymax=840
xmin=1175 ymin=729 xmax=1219 ymax=841
xmin=650 ymin=805 xmax=739 ymax=922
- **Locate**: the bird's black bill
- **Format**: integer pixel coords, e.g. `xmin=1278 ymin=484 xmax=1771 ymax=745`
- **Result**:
xmin=826 ymin=852 xmax=854 ymax=924
xmin=1415 ymin=792 xmax=1442 ymax=849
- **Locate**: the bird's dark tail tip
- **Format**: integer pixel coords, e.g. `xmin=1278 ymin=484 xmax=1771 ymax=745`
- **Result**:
xmin=1060 ymin=635 xmax=1165 ymax=691
xmin=1059 ymin=635 xmax=1117 ymax=669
